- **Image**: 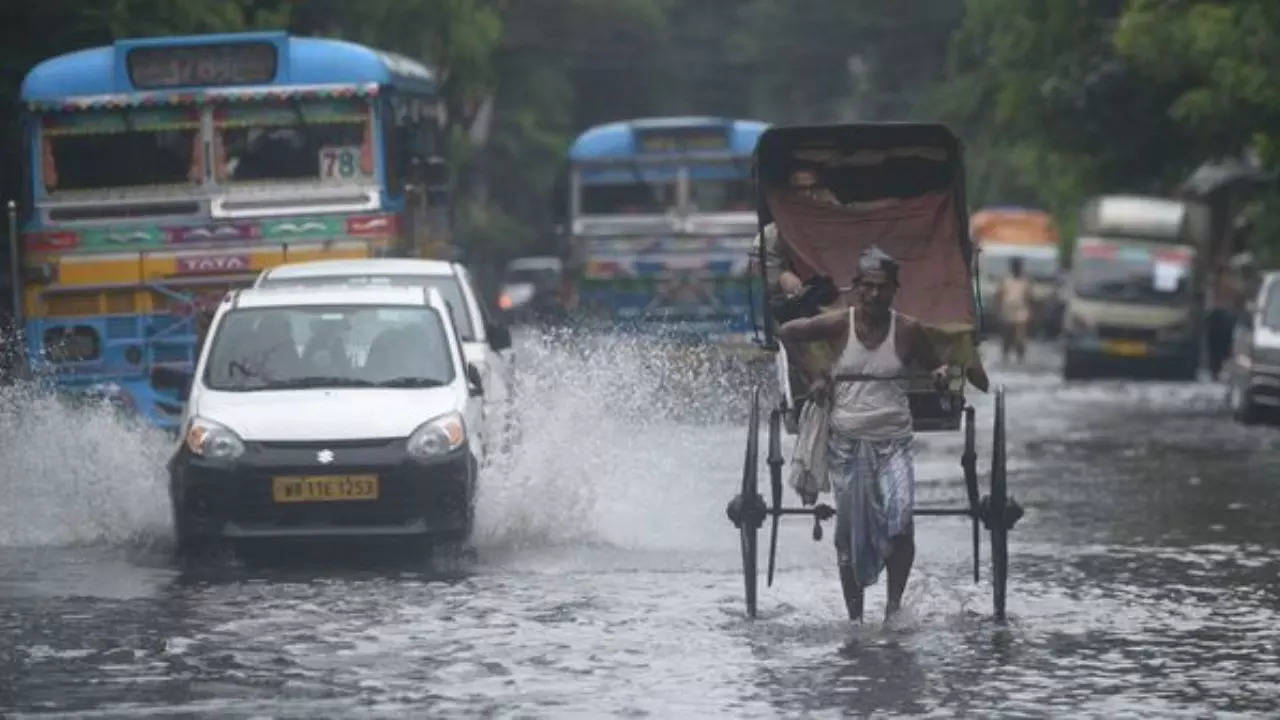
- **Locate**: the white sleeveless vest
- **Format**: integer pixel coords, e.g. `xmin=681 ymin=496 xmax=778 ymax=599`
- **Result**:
xmin=829 ymin=307 xmax=913 ymax=440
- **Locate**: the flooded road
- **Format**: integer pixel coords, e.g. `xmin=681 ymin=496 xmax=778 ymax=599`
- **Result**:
xmin=2 ymin=337 xmax=1279 ymax=718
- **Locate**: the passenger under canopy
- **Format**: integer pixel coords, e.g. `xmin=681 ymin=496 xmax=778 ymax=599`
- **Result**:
xmin=755 ymin=124 xmax=986 ymax=387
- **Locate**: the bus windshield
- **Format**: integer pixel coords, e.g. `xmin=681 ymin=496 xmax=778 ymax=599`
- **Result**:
xmin=690 ymin=178 xmax=752 ymax=213
xmin=581 ymin=181 xmax=675 ymax=215
xmin=217 ymin=98 xmax=373 ymax=184
xmin=40 ymin=109 xmax=199 ymax=192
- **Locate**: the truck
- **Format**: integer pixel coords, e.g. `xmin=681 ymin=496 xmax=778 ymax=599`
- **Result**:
xmin=1061 ymin=195 xmax=1211 ymax=380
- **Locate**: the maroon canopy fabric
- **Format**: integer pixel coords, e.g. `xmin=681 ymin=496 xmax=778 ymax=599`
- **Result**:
xmin=766 ymin=188 xmax=975 ymax=326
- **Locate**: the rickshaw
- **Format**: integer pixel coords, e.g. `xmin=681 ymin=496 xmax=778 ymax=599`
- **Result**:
xmin=725 ymin=123 xmax=1024 ymax=621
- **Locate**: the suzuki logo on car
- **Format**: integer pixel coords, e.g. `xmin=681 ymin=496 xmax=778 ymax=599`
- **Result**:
xmin=316 ymin=449 xmax=335 ymax=464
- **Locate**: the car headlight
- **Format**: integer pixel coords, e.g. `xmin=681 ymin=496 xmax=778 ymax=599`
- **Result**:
xmin=185 ymin=417 xmax=245 ymax=461
xmin=407 ymin=412 xmax=466 ymax=460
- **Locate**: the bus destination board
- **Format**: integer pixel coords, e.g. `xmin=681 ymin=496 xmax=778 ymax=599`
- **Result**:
xmin=637 ymin=127 xmax=730 ymax=154
xmin=128 ymin=42 xmax=277 ymax=89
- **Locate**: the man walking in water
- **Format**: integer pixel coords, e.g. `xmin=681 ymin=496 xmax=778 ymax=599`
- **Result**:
xmin=777 ymin=246 xmax=950 ymax=622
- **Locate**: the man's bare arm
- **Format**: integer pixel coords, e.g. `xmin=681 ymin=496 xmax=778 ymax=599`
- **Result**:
xmin=777 ymin=270 xmax=804 ymax=296
xmin=778 ymin=310 xmax=844 ymax=397
xmin=778 ymin=309 xmax=845 ymax=343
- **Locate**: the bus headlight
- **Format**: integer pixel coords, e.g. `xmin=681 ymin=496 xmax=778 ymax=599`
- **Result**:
xmin=407 ymin=413 xmax=466 ymax=460
xmin=185 ymin=417 xmax=245 ymax=461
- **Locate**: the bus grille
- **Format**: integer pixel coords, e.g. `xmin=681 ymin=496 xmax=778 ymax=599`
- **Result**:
xmin=105 ymin=317 xmax=137 ymax=339
xmin=104 ymin=291 xmax=136 ymax=313
xmin=45 ymin=294 xmax=101 ymax=317
xmin=152 ymin=345 xmax=189 ymax=364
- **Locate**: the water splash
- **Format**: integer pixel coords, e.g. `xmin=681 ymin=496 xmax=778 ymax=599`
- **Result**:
xmin=0 ymin=380 xmax=173 ymax=548
xmin=0 ymin=327 xmax=771 ymax=552
xmin=474 ymin=327 xmax=769 ymax=551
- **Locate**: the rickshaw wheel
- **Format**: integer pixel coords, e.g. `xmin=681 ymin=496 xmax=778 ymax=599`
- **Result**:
xmin=990 ymin=385 xmax=1009 ymax=623
xmin=739 ymin=387 xmax=763 ymax=618
xmin=766 ymin=406 xmax=784 ymax=587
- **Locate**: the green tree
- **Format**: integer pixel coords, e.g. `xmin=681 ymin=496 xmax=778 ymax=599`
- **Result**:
xmin=933 ymin=0 xmax=1192 ymax=241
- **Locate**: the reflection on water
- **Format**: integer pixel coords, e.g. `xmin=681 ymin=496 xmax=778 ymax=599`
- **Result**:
xmin=2 ymin=337 xmax=1279 ymax=717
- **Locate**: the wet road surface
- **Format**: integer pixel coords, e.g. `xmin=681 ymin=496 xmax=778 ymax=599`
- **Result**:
xmin=2 ymin=337 xmax=1278 ymax=718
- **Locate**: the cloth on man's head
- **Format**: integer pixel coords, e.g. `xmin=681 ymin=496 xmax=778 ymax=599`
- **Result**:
xmin=856 ymin=245 xmax=900 ymax=284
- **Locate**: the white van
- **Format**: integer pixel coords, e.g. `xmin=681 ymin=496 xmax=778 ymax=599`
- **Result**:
xmin=166 ymin=284 xmax=485 ymax=554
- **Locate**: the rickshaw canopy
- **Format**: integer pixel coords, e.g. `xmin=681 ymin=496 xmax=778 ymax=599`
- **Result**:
xmin=755 ymin=123 xmax=976 ymax=330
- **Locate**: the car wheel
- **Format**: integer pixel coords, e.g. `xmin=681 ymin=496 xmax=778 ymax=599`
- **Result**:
xmin=1179 ymin=357 xmax=1200 ymax=382
xmin=1063 ymin=352 xmax=1089 ymax=381
xmin=173 ymin=511 xmax=217 ymax=560
xmin=1230 ymin=381 xmax=1260 ymax=425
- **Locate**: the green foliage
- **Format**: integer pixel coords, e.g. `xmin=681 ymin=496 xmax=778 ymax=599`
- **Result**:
xmin=6 ymin=0 xmax=1280 ymax=288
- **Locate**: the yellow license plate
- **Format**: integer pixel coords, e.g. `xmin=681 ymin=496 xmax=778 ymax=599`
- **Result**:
xmin=1102 ymin=339 xmax=1149 ymax=357
xmin=271 ymin=475 xmax=379 ymax=503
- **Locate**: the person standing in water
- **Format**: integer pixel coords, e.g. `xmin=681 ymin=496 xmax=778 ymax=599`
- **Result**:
xmin=777 ymin=246 xmax=950 ymax=622
xmin=996 ymin=257 xmax=1033 ymax=364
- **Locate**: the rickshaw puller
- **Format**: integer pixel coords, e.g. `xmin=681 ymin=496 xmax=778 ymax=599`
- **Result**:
xmin=778 ymin=246 xmax=950 ymax=622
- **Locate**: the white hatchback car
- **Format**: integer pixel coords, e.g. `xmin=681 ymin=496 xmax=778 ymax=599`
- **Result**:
xmin=165 ymin=284 xmax=485 ymax=554
xmin=254 ymin=259 xmax=516 ymax=449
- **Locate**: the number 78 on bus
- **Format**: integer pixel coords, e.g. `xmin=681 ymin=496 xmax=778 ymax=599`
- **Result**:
xmin=9 ymin=31 xmax=454 ymax=428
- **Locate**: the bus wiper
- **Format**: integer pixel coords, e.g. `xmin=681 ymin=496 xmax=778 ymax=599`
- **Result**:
xmin=259 ymin=376 xmax=377 ymax=389
xmin=374 ymin=376 xmax=447 ymax=388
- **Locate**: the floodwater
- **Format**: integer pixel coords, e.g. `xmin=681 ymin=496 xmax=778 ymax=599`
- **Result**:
xmin=2 ymin=335 xmax=1278 ymax=718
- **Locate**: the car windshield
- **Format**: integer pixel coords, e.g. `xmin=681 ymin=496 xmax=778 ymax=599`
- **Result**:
xmin=258 ymin=274 xmax=476 ymax=340
xmin=1072 ymin=243 xmax=1194 ymax=305
xmin=504 ymin=267 xmax=560 ymax=288
xmin=204 ymin=305 xmax=454 ymax=392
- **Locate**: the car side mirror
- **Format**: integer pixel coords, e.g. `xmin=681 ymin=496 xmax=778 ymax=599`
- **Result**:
xmin=487 ymin=322 xmax=512 ymax=351
xmin=466 ymin=363 xmax=484 ymax=397
xmin=152 ymin=365 xmax=193 ymax=402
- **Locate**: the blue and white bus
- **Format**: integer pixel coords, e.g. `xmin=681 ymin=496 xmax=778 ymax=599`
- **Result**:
xmin=12 ymin=31 xmax=452 ymax=428
xmin=562 ymin=116 xmax=768 ymax=338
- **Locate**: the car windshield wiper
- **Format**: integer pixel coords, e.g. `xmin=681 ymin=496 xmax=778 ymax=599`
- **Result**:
xmin=374 ymin=376 xmax=447 ymax=388
xmin=259 ymin=376 xmax=378 ymax=390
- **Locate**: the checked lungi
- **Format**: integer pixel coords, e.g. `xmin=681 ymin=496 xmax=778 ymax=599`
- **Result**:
xmin=827 ymin=433 xmax=915 ymax=588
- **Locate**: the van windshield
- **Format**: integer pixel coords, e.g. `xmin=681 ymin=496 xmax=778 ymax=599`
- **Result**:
xmin=204 ymin=305 xmax=454 ymax=391
xmin=1072 ymin=242 xmax=1194 ymax=306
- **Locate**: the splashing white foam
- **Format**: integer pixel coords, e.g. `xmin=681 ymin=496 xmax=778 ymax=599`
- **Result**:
xmin=0 ymin=380 xmax=173 ymax=547
xmin=473 ymin=327 xmax=767 ymax=551
xmin=0 ymin=327 xmax=769 ymax=552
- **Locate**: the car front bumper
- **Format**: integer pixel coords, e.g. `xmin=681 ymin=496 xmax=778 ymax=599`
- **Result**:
xmin=169 ymin=438 xmax=475 ymax=541
xmin=1243 ymin=361 xmax=1280 ymax=407
xmin=1065 ymin=334 xmax=1197 ymax=364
